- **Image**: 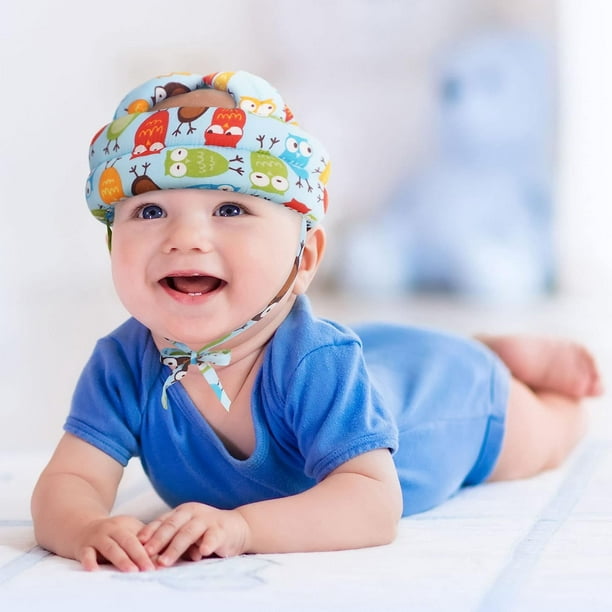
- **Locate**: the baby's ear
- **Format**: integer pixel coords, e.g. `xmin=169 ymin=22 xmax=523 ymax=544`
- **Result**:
xmin=293 ymin=227 xmax=326 ymax=295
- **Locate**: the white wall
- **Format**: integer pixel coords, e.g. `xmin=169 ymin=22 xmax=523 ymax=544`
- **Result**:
xmin=0 ymin=0 xmax=608 ymax=451
xmin=557 ymin=0 xmax=612 ymax=295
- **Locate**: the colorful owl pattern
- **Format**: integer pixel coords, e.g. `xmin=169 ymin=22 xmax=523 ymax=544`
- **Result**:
xmin=86 ymin=71 xmax=330 ymax=229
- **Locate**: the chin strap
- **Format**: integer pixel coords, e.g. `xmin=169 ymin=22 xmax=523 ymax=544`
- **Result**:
xmin=160 ymin=341 xmax=232 ymax=411
xmin=159 ymin=219 xmax=307 ymax=411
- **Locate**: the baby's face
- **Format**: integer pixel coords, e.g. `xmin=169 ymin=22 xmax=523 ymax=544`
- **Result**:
xmin=110 ymin=188 xmax=303 ymax=349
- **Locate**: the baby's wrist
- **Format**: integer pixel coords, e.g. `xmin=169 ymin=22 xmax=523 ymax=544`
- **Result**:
xmin=233 ymin=507 xmax=253 ymax=554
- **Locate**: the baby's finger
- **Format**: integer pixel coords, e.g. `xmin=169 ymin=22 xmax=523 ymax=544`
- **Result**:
xmin=120 ymin=536 xmax=157 ymax=572
xmin=101 ymin=533 xmax=155 ymax=573
xmin=157 ymin=521 xmax=206 ymax=567
xmin=138 ymin=519 xmax=162 ymax=544
xmin=185 ymin=543 xmax=203 ymax=562
xmin=144 ymin=511 xmax=192 ymax=558
xmin=94 ymin=537 xmax=140 ymax=573
xmin=198 ymin=525 xmax=223 ymax=557
xmin=79 ymin=546 xmax=100 ymax=572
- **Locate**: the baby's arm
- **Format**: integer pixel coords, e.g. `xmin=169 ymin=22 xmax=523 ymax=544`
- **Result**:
xmin=31 ymin=433 xmax=155 ymax=572
xmin=241 ymin=448 xmax=402 ymax=551
xmin=140 ymin=448 xmax=402 ymax=566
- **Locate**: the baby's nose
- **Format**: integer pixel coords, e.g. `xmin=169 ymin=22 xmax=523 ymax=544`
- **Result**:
xmin=164 ymin=215 xmax=214 ymax=252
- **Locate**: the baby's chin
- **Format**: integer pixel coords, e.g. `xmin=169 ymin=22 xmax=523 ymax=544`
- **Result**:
xmin=147 ymin=293 xmax=295 ymax=354
xmin=150 ymin=329 xmax=221 ymax=352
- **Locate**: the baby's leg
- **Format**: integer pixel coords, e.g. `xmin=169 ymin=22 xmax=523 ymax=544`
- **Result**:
xmin=479 ymin=334 xmax=602 ymax=481
xmin=487 ymin=379 xmax=588 ymax=481
xmin=476 ymin=334 xmax=603 ymax=398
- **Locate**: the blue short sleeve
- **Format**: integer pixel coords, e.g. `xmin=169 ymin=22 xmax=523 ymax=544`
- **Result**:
xmin=64 ymin=320 xmax=151 ymax=465
xmin=264 ymin=299 xmax=399 ymax=483
xmin=288 ymin=342 xmax=399 ymax=481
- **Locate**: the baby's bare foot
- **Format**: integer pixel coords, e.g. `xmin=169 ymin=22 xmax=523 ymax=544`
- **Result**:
xmin=477 ymin=334 xmax=604 ymax=398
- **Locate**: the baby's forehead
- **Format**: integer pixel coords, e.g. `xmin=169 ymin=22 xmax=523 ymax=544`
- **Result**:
xmin=154 ymin=88 xmax=235 ymax=110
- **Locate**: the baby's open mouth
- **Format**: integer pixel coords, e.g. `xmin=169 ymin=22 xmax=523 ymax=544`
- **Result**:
xmin=161 ymin=275 xmax=224 ymax=296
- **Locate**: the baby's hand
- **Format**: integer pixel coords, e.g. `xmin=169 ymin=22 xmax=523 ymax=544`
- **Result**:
xmin=76 ymin=515 xmax=156 ymax=573
xmin=138 ymin=502 xmax=250 ymax=567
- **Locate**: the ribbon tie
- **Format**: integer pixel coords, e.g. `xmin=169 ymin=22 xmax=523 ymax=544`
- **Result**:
xmin=160 ymin=341 xmax=232 ymax=411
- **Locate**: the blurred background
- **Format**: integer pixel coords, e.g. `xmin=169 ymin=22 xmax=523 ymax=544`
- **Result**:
xmin=1 ymin=0 xmax=611 ymax=450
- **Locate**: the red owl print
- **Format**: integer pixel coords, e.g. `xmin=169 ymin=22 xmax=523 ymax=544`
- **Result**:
xmin=204 ymin=108 xmax=247 ymax=147
xmin=131 ymin=110 xmax=170 ymax=158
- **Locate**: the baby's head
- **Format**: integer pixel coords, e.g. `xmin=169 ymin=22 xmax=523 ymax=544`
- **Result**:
xmin=85 ymin=71 xmax=330 ymax=369
xmin=86 ymin=71 xmax=330 ymax=232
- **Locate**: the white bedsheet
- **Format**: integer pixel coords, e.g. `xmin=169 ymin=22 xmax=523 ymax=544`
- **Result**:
xmin=1 ymin=294 xmax=611 ymax=611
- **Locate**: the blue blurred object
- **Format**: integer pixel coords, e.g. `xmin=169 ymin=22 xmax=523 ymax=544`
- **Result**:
xmin=341 ymin=30 xmax=556 ymax=303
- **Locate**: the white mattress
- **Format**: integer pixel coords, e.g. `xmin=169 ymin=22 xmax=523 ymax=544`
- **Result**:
xmin=2 ymin=294 xmax=611 ymax=611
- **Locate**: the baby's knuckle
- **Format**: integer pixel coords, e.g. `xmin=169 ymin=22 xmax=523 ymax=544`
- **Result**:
xmin=98 ymin=538 xmax=119 ymax=558
xmin=160 ymin=518 xmax=180 ymax=532
xmin=180 ymin=521 xmax=204 ymax=539
xmin=116 ymin=532 xmax=136 ymax=549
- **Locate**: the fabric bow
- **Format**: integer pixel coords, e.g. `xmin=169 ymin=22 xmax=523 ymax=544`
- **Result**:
xmin=160 ymin=341 xmax=232 ymax=411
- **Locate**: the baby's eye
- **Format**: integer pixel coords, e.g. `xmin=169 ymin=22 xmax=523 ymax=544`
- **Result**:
xmin=138 ymin=204 xmax=165 ymax=219
xmin=215 ymin=203 xmax=245 ymax=217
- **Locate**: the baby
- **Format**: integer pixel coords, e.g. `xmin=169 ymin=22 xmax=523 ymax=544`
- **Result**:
xmin=32 ymin=70 xmax=602 ymax=573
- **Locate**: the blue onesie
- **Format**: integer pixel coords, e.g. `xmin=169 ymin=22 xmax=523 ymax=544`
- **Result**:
xmin=65 ymin=295 xmax=509 ymax=517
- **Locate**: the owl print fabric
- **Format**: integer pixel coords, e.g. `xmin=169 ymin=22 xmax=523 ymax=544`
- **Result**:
xmin=86 ymin=71 xmax=331 ymax=229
